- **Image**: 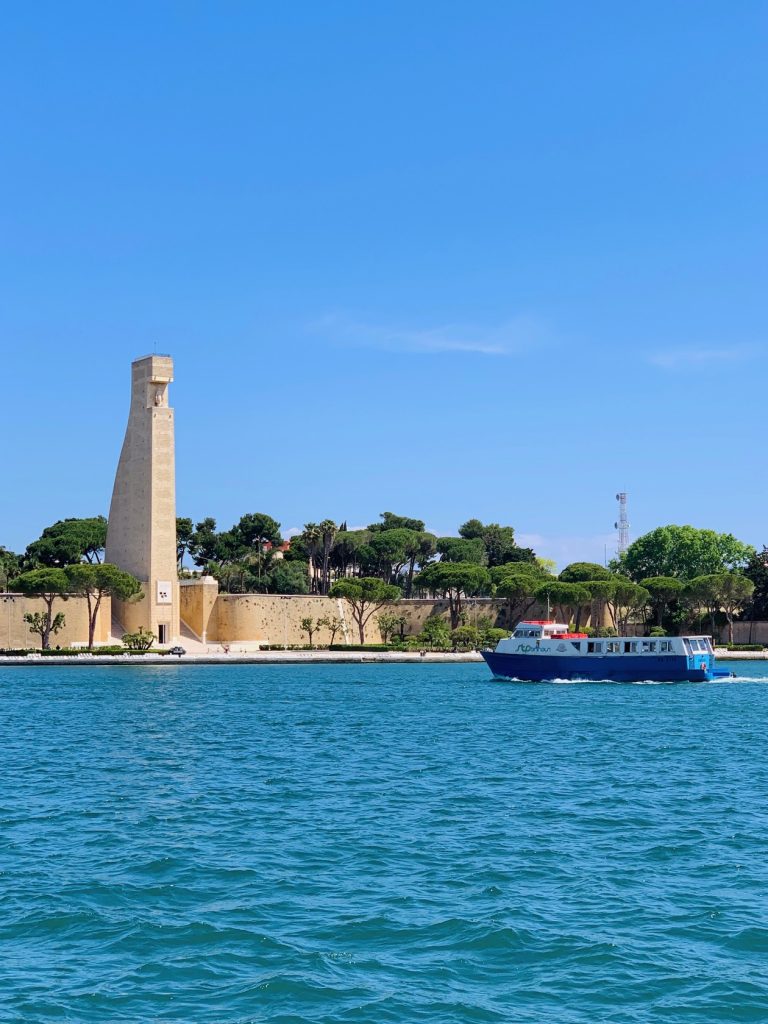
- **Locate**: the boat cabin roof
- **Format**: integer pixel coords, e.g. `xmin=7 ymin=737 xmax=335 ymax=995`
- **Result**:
xmin=514 ymin=620 xmax=568 ymax=638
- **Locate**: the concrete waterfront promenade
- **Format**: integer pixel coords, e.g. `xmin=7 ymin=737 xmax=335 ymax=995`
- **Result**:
xmin=0 ymin=650 xmax=486 ymax=667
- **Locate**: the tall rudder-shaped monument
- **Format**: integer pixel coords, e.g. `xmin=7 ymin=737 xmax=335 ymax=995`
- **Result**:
xmin=106 ymin=355 xmax=179 ymax=644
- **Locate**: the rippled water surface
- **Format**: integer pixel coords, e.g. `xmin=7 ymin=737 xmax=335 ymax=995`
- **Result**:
xmin=2 ymin=663 xmax=768 ymax=1023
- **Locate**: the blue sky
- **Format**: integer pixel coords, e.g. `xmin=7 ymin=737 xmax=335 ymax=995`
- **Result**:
xmin=2 ymin=2 xmax=766 ymax=567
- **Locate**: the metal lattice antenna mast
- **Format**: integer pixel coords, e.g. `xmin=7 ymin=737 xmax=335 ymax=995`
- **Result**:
xmin=615 ymin=492 xmax=630 ymax=556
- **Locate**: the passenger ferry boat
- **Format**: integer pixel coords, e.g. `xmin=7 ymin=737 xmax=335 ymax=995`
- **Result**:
xmin=482 ymin=620 xmax=729 ymax=682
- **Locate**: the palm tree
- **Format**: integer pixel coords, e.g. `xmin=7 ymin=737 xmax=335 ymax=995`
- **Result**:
xmin=302 ymin=523 xmax=321 ymax=593
xmin=319 ymin=520 xmax=338 ymax=594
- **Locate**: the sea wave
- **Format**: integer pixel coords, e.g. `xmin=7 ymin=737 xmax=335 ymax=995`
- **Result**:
xmin=1 ymin=661 xmax=767 ymax=1022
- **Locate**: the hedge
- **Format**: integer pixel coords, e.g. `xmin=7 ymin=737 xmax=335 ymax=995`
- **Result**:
xmin=328 ymin=644 xmax=396 ymax=652
xmin=0 ymin=647 xmax=169 ymax=657
xmin=258 ymin=644 xmax=321 ymax=651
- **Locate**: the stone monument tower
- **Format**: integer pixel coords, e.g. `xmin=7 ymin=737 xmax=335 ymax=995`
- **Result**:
xmin=106 ymin=355 xmax=180 ymax=644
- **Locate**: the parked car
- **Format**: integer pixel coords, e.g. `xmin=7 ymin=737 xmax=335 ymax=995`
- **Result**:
xmin=169 ymin=646 xmax=186 ymax=658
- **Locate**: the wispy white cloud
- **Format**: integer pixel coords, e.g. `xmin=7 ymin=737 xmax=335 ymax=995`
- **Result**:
xmin=517 ymin=532 xmax=618 ymax=572
xmin=647 ymin=344 xmax=758 ymax=369
xmin=312 ymin=313 xmax=548 ymax=357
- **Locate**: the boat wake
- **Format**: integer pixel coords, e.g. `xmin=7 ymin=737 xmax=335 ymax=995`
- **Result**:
xmin=493 ymin=675 xmax=768 ymax=685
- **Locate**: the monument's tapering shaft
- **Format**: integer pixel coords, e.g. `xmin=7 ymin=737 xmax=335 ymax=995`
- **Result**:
xmin=106 ymin=355 xmax=180 ymax=644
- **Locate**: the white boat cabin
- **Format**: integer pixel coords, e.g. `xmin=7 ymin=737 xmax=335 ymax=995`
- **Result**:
xmin=498 ymin=620 xmax=714 ymax=658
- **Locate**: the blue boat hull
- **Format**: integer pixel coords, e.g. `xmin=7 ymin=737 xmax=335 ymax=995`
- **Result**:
xmin=482 ymin=650 xmax=715 ymax=683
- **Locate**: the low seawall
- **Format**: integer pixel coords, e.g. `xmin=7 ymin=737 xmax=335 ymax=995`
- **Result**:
xmin=0 ymin=651 xmax=485 ymax=667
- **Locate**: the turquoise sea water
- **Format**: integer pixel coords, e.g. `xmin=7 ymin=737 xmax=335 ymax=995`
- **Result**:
xmin=2 ymin=663 xmax=768 ymax=1023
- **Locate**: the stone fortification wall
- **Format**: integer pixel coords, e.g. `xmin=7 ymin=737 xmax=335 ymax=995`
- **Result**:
xmin=0 ymin=594 xmax=111 ymax=649
xmin=178 ymin=579 xmax=556 ymax=645
xmin=211 ymin=594 xmax=355 ymax=644
xmin=732 ymin=622 xmax=768 ymax=645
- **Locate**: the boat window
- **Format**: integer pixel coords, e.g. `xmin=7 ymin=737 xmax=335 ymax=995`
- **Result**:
xmin=587 ymin=641 xmax=602 ymax=653
xmin=641 ymin=641 xmax=656 ymax=653
xmin=624 ymin=641 xmax=638 ymax=653
xmin=570 ymin=642 xmax=582 ymax=652
xmin=660 ymin=640 xmax=672 ymax=652
xmin=606 ymin=641 xmax=620 ymax=653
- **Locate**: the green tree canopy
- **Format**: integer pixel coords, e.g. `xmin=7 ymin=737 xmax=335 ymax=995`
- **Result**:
xmin=436 ymin=537 xmax=487 ymax=565
xmin=559 ymin=562 xmax=612 ymax=583
xmin=377 ymin=610 xmax=406 ymax=644
xmin=0 ymin=548 xmax=21 ymax=590
xmin=604 ymin=579 xmax=650 ymax=635
xmin=233 ymin=512 xmax=282 ymax=549
xmin=328 ymin=529 xmax=371 ymax=576
xmin=413 ymin=561 xmax=490 ymax=628
xmin=533 ymin=580 xmax=591 ymax=627
xmin=364 ymin=529 xmax=414 ymax=580
xmin=741 ymin=547 xmax=768 ymax=621
xmin=368 ymin=512 xmax=426 ymax=533
xmin=317 ymin=520 xmax=338 ymax=594
xmin=640 ymin=576 xmax=684 ymax=626
xmin=714 ymin=573 xmax=755 ymax=644
xmin=176 ymin=517 xmax=194 ymax=570
xmin=189 ymin=514 xmax=283 ymax=589
xmin=25 ymin=517 xmax=108 ymax=568
xmin=189 ymin=518 xmax=236 ymax=570
xmin=458 ymin=519 xmax=485 ymax=540
xmin=619 ymin=525 xmax=754 ymax=582
xmin=583 ymin=578 xmax=617 ymax=632
xmin=458 ymin=519 xmax=535 ymax=567
xmin=12 ymin=567 xmax=70 ymax=648
xmin=66 ymin=563 xmax=143 ymax=648
xmin=404 ymin=532 xmax=437 ymax=596
xmin=329 ymin=577 xmax=401 ymax=644
xmin=685 ymin=573 xmax=754 ymax=643
xmin=490 ymin=563 xmax=545 ymax=623
xmin=268 ymin=560 xmax=310 ymax=595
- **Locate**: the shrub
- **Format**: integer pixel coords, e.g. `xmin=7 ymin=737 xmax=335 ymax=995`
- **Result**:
xmin=258 ymin=644 xmax=322 ymax=651
xmin=328 ymin=644 xmax=395 ymax=652
xmin=482 ymin=628 xmax=509 ymax=647
xmin=451 ymin=625 xmax=482 ymax=649
xmin=418 ymin=617 xmax=451 ymax=649
xmin=122 ymin=628 xmax=155 ymax=651
xmin=724 ymin=643 xmax=765 ymax=652
xmin=41 ymin=646 xmax=164 ymax=656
